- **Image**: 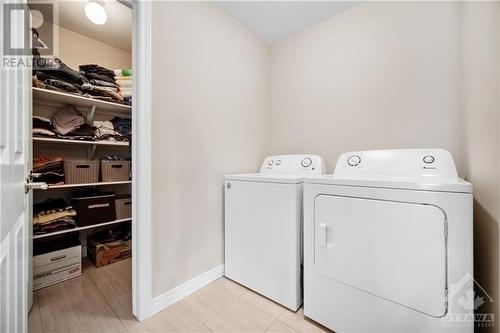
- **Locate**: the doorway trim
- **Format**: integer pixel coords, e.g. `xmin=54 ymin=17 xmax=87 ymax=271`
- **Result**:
xmin=132 ymin=0 xmax=153 ymax=321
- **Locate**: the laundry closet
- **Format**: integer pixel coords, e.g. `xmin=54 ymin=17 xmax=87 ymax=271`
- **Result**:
xmin=28 ymin=0 xmax=133 ymax=309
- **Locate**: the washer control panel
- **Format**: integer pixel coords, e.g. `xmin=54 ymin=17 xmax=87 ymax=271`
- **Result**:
xmin=334 ymin=149 xmax=458 ymax=177
xmin=261 ymin=155 xmax=325 ymax=175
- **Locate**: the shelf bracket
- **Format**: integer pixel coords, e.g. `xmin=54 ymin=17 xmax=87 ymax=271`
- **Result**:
xmin=88 ymin=144 xmax=97 ymax=160
xmin=87 ymin=105 xmax=97 ymax=124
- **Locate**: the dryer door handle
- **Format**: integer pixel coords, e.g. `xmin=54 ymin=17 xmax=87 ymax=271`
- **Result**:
xmin=318 ymin=223 xmax=328 ymax=248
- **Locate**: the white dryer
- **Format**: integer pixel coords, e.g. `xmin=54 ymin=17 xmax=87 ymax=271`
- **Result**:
xmin=303 ymin=149 xmax=473 ymax=332
xmin=225 ymin=155 xmax=325 ymax=311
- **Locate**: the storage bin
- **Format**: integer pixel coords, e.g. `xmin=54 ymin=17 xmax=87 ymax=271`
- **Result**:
xmin=64 ymin=160 xmax=99 ymax=184
xmin=115 ymin=195 xmax=132 ymax=220
xmin=101 ymin=160 xmax=131 ymax=182
xmin=33 ymin=244 xmax=81 ymax=290
xmin=70 ymin=192 xmax=116 ymax=226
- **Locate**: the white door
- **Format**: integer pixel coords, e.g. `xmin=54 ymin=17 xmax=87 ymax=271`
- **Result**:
xmin=0 ymin=1 xmax=32 ymax=331
xmin=314 ymin=194 xmax=447 ymax=317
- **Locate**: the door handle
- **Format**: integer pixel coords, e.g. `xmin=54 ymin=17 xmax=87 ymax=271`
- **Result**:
xmin=25 ymin=181 xmax=48 ymax=193
xmin=318 ymin=223 xmax=327 ymax=248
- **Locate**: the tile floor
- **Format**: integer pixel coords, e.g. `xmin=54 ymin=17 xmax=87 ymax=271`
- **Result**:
xmin=29 ymin=259 xmax=331 ymax=333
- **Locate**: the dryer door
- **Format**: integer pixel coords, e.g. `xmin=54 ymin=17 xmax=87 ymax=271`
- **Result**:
xmin=314 ymin=195 xmax=447 ymax=317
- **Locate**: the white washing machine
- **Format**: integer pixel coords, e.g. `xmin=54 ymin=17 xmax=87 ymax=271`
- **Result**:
xmin=303 ymin=149 xmax=473 ymax=332
xmin=224 ymin=155 xmax=325 ymax=311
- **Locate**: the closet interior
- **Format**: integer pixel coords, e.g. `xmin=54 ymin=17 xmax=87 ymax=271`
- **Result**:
xmin=29 ymin=0 xmax=133 ymax=294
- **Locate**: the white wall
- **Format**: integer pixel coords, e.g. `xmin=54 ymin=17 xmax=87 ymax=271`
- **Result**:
xmin=57 ymin=26 xmax=131 ymax=71
xmin=150 ymin=1 xmax=269 ymax=296
xmin=269 ymin=2 xmax=462 ymax=172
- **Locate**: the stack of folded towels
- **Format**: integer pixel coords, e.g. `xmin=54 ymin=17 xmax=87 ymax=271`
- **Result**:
xmin=114 ymin=69 xmax=132 ymax=106
xmin=33 ymin=198 xmax=77 ymax=235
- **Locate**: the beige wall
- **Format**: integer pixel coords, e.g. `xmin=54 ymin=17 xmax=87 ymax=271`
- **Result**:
xmin=56 ymin=26 xmax=131 ymax=71
xmin=150 ymin=1 xmax=269 ymax=296
xmin=269 ymin=2 xmax=462 ymax=172
xmin=460 ymin=3 xmax=499 ymax=332
xmin=269 ymin=2 xmax=499 ymax=331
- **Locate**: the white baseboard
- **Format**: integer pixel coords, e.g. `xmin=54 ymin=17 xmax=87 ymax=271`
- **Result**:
xmin=151 ymin=265 xmax=225 ymax=316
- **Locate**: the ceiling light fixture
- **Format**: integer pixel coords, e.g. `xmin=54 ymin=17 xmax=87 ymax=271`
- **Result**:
xmin=85 ymin=1 xmax=107 ymax=25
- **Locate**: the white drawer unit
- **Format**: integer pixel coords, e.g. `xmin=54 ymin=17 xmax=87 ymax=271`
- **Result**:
xmin=33 ymin=245 xmax=82 ymax=290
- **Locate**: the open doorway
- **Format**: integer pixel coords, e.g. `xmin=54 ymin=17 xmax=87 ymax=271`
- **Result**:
xmin=27 ymin=1 xmax=141 ymax=330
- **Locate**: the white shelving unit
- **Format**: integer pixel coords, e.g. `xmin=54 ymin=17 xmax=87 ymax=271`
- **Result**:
xmin=38 ymin=180 xmax=132 ymax=190
xmin=32 ymin=87 xmax=133 ymax=278
xmin=32 ymin=87 xmax=131 ymax=115
xmin=33 ymin=218 xmax=132 ymax=240
xmin=33 ymin=137 xmax=130 ymax=147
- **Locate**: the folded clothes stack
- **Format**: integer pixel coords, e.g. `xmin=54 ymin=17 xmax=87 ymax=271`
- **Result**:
xmin=114 ymin=69 xmax=132 ymax=106
xmin=33 ymin=198 xmax=77 ymax=235
xmin=32 ymin=107 xmax=132 ymax=142
xmin=33 ymin=57 xmax=88 ymax=92
xmin=31 ymin=57 xmax=126 ymax=104
xmin=111 ymin=117 xmax=132 ymax=141
xmin=94 ymin=120 xmax=128 ymax=142
xmin=52 ymin=106 xmax=97 ymax=141
xmin=33 ymin=116 xmax=56 ymax=137
xmin=33 ymin=156 xmax=65 ymax=185
xmin=80 ymin=64 xmax=123 ymax=103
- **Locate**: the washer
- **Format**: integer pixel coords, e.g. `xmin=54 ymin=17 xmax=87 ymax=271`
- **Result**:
xmin=303 ymin=149 xmax=473 ymax=332
xmin=224 ymin=155 xmax=325 ymax=310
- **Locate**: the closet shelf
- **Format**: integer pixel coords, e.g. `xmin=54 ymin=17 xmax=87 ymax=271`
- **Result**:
xmin=33 ymin=137 xmax=129 ymax=147
xmin=32 ymin=87 xmax=131 ymax=115
xmin=37 ymin=180 xmax=132 ymax=190
xmin=33 ymin=218 xmax=132 ymax=239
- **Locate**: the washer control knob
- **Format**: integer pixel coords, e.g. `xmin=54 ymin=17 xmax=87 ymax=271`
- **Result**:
xmin=423 ymin=155 xmax=435 ymax=164
xmin=301 ymin=158 xmax=312 ymax=168
xmin=347 ymin=155 xmax=361 ymax=166
xmin=276 ymin=160 xmax=281 ymax=166
xmin=268 ymin=160 xmax=274 ymax=166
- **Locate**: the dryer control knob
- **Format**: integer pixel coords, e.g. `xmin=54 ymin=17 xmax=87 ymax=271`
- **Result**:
xmin=301 ymin=158 xmax=312 ymax=168
xmin=423 ymin=155 xmax=435 ymax=164
xmin=348 ymin=155 xmax=361 ymax=166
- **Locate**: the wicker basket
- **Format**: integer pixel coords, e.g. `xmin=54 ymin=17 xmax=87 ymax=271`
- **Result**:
xmin=64 ymin=160 xmax=99 ymax=184
xmin=101 ymin=160 xmax=131 ymax=182
xmin=115 ymin=195 xmax=132 ymax=220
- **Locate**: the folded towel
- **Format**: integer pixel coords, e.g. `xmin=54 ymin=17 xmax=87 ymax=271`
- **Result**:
xmin=116 ymin=79 xmax=132 ymax=87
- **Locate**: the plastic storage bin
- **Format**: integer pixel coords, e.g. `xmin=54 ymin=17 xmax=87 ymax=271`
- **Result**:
xmin=64 ymin=160 xmax=99 ymax=184
xmin=101 ymin=160 xmax=131 ymax=182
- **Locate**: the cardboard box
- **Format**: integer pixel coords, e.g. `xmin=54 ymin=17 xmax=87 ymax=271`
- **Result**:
xmin=87 ymin=237 xmax=131 ymax=268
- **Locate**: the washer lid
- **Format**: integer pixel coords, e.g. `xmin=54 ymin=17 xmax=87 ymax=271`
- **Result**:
xmin=226 ymin=154 xmax=326 ymax=184
xmin=225 ymin=173 xmax=307 ymax=184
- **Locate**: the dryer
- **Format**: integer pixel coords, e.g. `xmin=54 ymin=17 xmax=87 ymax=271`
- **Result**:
xmin=225 ymin=155 xmax=325 ymax=311
xmin=303 ymin=149 xmax=473 ymax=332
